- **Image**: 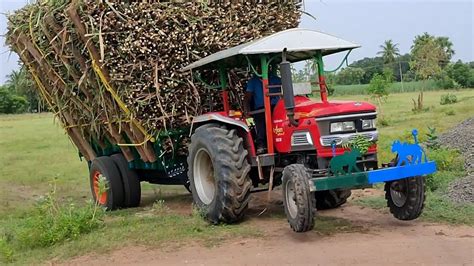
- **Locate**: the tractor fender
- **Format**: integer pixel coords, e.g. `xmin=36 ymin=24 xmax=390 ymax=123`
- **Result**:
xmin=192 ymin=113 xmax=250 ymax=132
xmin=192 ymin=113 xmax=256 ymax=157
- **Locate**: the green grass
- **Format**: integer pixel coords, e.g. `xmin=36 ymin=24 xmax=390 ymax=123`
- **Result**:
xmin=0 ymin=113 xmax=89 ymax=214
xmin=332 ymin=80 xmax=441 ymax=96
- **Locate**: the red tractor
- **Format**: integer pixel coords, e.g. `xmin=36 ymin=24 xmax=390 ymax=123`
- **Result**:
xmin=183 ymin=29 xmax=435 ymax=232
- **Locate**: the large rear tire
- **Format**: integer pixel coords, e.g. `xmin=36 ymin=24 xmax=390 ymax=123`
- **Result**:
xmin=385 ymin=176 xmax=425 ymax=220
xmin=89 ymin=156 xmax=125 ymax=210
xmin=111 ymin=154 xmax=141 ymax=208
xmin=282 ymin=164 xmax=316 ymax=232
xmin=315 ymin=189 xmax=351 ymax=210
xmin=187 ymin=124 xmax=252 ymax=224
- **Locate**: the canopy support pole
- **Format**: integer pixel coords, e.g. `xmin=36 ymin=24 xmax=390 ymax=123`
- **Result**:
xmin=315 ymin=51 xmax=329 ymax=103
xmin=219 ymin=66 xmax=230 ymax=114
xmin=261 ymin=55 xmax=274 ymax=155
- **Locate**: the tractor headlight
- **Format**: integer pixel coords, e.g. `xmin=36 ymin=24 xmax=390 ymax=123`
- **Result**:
xmin=330 ymin=121 xmax=355 ymax=133
xmin=362 ymin=119 xmax=376 ymax=130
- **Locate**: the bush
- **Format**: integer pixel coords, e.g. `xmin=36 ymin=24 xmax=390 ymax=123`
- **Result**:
xmin=444 ymin=109 xmax=455 ymax=116
xmin=425 ymin=127 xmax=440 ymax=150
xmin=0 ymin=184 xmax=105 ymax=261
xmin=427 ymin=147 xmax=464 ymax=172
xmin=14 ymin=201 xmax=104 ymax=249
xmin=425 ymin=171 xmax=459 ymax=192
xmin=0 ymin=238 xmax=14 ymax=264
xmin=0 ymin=86 xmax=29 ymax=114
xmin=378 ymin=117 xmax=390 ymax=127
xmin=446 ymin=61 xmax=472 ymax=88
xmin=435 ymin=73 xmax=458 ymax=89
xmin=422 ymin=137 xmax=464 ymax=192
xmin=327 ymin=85 xmax=335 ymax=96
xmin=440 ymin=93 xmax=457 ymax=105
xmin=367 ymin=73 xmax=389 ymax=99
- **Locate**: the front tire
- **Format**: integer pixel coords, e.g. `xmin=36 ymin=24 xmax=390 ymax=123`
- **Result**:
xmin=385 ymin=176 xmax=425 ymax=220
xmin=187 ymin=124 xmax=252 ymax=224
xmin=89 ymin=156 xmax=125 ymax=210
xmin=282 ymin=164 xmax=316 ymax=232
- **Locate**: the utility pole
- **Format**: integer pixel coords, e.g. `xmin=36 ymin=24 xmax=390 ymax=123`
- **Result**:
xmin=399 ymin=60 xmax=404 ymax=92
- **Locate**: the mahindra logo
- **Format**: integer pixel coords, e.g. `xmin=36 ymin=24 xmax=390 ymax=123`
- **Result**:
xmin=354 ymin=102 xmax=362 ymax=106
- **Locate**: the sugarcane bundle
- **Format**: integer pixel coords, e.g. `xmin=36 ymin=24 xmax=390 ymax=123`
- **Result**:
xmin=6 ymin=0 xmax=301 ymax=163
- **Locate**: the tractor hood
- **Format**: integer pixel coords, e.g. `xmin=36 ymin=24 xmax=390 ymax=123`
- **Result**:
xmin=292 ymin=96 xmax=376 ymax=119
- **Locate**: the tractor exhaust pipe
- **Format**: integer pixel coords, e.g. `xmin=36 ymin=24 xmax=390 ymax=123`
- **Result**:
xmin=280 ymin=49 xmax=298 ymax=127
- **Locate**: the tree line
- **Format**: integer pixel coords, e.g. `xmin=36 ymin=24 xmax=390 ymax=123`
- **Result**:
xmin=293 ymin=32 xmax=474 ymax=91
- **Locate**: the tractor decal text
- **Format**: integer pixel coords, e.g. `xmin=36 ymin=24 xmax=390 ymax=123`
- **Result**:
xmin=273 ymin=127 xmax=285 ymax=136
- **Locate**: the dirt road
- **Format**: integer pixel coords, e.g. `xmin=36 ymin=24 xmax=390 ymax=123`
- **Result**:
xmin=67 ymin=189 xmax=474 ymax=265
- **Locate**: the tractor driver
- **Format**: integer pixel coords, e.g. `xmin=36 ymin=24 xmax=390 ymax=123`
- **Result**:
xmin=244 ymin=66 xmax=281 ymax=154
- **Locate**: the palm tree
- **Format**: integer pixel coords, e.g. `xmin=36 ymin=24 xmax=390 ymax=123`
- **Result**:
xmin=6 ymin=67 xmax=41 ymax=112
xmin=378 ymin=40 xmax=400 ymax=64
xmin=378 ymin=40 xmax=403 ymax=90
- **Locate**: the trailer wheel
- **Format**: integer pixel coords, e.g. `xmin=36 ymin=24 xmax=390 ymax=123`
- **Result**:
xmin=315 ymin=189 xmax=351 ymax=210
xmin=282 ymin=164 xmax=316 ymax=232
xmin=111 ymin=154 xmax=141 ymax=208
xmin=89 ymin=156 xmax=125 ymax=210
xmin=187 ymin=124 xmax=252 ymax=224
xmin=385 ymin=176 xmax=425 ymax=220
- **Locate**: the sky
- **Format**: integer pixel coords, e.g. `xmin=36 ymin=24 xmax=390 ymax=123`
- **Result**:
xmin=0 ymin=0 xmax=473 ymax=84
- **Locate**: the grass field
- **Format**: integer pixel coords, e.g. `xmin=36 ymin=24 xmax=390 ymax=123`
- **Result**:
xmin=1 ymin=89 xmax=473 ymax=263
xmin=332 ymin=80 xmax=441 ymax=96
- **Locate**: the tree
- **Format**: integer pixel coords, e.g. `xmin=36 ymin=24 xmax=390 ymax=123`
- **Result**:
xmin=436 ymin=36 xmax=455 ymax=63
xmin=291 ymin=60 xmax=315 ymax=83
xmin=446 ymin=60 xmax=471 ymax=88
xmin=392 ymin=53 xmax=411 ymax=82
xmin=410 ymin=38 xmax=444 ymax=80
xmin=367 ymin=73 xmax=390 ymax=117
xmin=348 ymin=56 xmax=385 ymax=84
xmin=335 ymin=67 xmax=365 ymax=85
xmin=5 ymin=66 xmax=41 ymax=112
xmin=377 ymin=40 xmax=400 ymax=64
xmin=0 ymin=85 xmax=28 ymax=114
xmin=411 ymin=33 xmax=454 ymax=69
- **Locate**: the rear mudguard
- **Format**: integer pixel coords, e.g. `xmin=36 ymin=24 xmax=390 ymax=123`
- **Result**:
xmin=192 ymin=112 xmax=256 ymax=157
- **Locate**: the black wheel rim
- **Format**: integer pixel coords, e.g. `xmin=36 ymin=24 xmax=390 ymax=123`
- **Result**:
xmin=285 ymin=180 xmax=298 ymax=219
xmin=390 ymin=179 xmax=408 ymax=207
